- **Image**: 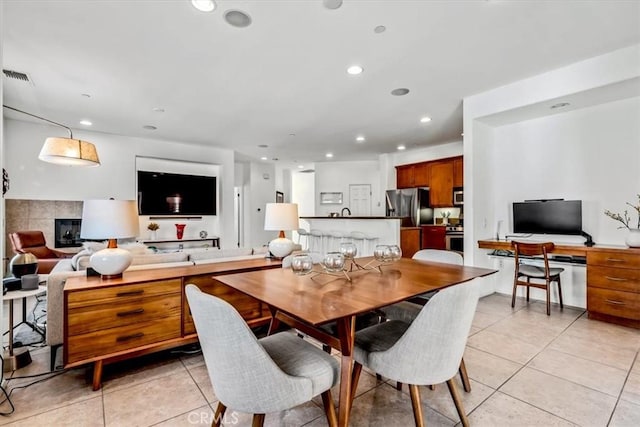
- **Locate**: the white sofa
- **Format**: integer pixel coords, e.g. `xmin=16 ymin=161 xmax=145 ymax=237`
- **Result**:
xmin=46 ymin=244 xmax=272 ymax=369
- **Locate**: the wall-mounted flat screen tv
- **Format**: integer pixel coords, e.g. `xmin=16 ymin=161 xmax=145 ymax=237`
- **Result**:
xmin=513 ymin=200 xmax=582 ymax=235
xmin=137 ymin=170 xmax=216 ymax=215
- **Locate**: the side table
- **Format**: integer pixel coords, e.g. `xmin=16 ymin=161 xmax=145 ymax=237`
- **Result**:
xmin=3 ymin=285 xmax=47 ymax=372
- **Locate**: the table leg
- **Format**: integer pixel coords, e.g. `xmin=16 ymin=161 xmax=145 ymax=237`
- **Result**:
xmin=336 ymin=316 xmax=355 ymax=427
xmin=267 ymin=306 xmax=280 ymax=336
xmin=8 ymin=300 xmax=14 ymax=357
xmin=92 ymin=360 xmax=103 ymax=391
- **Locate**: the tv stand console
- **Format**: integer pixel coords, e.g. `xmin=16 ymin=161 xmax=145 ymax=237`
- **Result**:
xmin=478 ymin=239 xmax=640 ymax=329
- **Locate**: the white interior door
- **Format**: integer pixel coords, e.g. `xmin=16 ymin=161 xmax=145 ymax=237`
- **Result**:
xmin=349 ymin=184 xmax=371 ymax=216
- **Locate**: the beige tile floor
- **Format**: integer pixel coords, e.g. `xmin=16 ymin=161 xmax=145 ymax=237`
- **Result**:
xmin=1 ymin=293 xmax=639 ymax=426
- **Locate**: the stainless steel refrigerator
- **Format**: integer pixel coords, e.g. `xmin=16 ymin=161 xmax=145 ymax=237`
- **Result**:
xmin=385 ymin=188 xmax=433 ymax=227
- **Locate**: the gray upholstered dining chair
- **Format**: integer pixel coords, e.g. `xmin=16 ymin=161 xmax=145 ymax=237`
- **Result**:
xmin=185 ymin=284 xmax=340 ymax=427
xmin=379 ymin=249 xmax=471 ymax=393
xmin=350 ymin=278 xmax=481 ymax=427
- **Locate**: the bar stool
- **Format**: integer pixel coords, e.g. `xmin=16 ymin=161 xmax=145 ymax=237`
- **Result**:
xmin=350 ymin=231 xmax=366 ymax=257
xmin=325 ymin=230 xmax=345 ymax=253
xmin=309 ymin=229 xmax=325 ymax=254
xmin=296 ymin=228 xmax=310 ymax=250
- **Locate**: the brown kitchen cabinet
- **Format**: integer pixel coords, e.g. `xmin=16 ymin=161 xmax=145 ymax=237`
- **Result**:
xmin=429 ymin=160 xmax=454 ymax=207
xmin=395 ymin=156 xmax=462 ymax=206
xmin=453 ymin=156 xmax=464 ymax=187
xmin=400 ymin=227 xmax=421 ymax=258
xmin=421 ymin=225 xmax=446 ymax=250
xmin=396 ymin=163 xmax=430 ymax=188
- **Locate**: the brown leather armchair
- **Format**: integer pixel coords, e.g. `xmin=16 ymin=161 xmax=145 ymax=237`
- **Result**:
xmin=9 ymin=230 xmax=73 ymax=274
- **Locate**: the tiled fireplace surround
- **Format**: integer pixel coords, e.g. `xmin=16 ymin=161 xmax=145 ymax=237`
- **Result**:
xmin=3 ymin=199 xmax=83 ymax=269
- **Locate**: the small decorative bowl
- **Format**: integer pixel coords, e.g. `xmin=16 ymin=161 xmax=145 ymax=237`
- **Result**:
xmin=339 ymin=241 xmax=358 ymax=259
xmin=323 ymin=252 xmax=345 ymax=273
xmin=291 ymin=254 xmax=314 ymax=275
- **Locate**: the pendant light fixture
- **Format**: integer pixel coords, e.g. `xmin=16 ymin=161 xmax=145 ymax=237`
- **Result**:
xmin=3 ymin=105 xmax=100 ymax=167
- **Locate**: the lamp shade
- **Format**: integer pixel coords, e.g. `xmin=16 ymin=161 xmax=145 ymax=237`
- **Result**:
xmin=264 ymin=203 xmax=299 ymax=232
xmin=39 ymin=137 xmax=100 ymax=167
xmin=81 ymin=199 xmax=139 ymax=240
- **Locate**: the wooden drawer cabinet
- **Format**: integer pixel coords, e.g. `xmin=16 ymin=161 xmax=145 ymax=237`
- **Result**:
xmin=67 ymin=317 xmax=182 ymax=363
xmin=587 ymin=287 xmax=640 ymax=320
xmin=66 ymin=279 xmax=182 ymax=364
xmin=587 ymin=249 xmax=640 ymax=326
xmin=400 ymin=228 xmax=421 ymax=258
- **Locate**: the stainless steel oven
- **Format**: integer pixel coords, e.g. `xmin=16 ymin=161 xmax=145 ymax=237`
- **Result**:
xmin=445 ymin=228 xmax=464 ymax=252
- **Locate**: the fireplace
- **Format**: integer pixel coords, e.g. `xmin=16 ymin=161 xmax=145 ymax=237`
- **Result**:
xmin=54 ymin=218 xmax=83 ymax=248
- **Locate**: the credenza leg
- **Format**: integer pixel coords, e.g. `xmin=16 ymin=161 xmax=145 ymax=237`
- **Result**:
xmin=92 ymin=360 xmax=103 ymax=391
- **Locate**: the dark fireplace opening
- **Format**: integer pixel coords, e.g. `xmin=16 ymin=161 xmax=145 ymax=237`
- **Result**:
xmin=55 ymin=218 xmax=83 ymax=248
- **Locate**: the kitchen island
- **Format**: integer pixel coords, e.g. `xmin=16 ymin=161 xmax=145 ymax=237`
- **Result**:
xmin=299 ymin=216 xmax=403 ymax=256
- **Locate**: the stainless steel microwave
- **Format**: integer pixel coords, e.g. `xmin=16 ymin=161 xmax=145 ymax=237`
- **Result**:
xmin=453 ymin=189 xmax=463 ymax=205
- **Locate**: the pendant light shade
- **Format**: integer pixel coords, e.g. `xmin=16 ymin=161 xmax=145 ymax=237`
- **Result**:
xmin=3 ymin=104 xmax=101 ymax=167
xmin=39 ymin=137 xmax=100 ymax=166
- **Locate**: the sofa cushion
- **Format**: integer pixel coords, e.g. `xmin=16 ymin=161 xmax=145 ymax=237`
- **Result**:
xmin=70 ymin=250 xmax=92 ymax=271
xmin=130 ymin=252 xmax=189 ymax=265
xmin=189 ymin=249 xmax=225 ymax=261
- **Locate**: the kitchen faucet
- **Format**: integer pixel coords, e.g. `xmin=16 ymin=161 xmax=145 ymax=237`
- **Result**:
xmin=341 ymin=207 xmax=351 ymax=216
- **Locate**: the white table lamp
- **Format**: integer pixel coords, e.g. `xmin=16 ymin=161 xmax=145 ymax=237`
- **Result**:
xmin=81 ymin=199 xmax=140 ymax=279
xmin=264 ymin=203 xmax=299 ymax=258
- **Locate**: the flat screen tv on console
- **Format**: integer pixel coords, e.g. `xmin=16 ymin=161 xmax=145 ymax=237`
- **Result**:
xmin=513 ymin=199 xmax=582 ymax=235
xmin=137 ymin=170 xmax=216 ymax=215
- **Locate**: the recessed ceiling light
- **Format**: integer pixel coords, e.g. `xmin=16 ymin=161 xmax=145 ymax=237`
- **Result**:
xmin=550 ymin=102 xmax=570 ymax=109
xmin=397 ymin=145 xmax=406 ymax=151
xmin=420 ymin=116 xmax=432 ymax=123
xmin=347 ymin=65 xmax=363 ymax=75
xmin=356 ymin=136 xmax=365 ymax=142
xmin=258 ymin=144 xmax=268 ymax=148
xmin=298 ymin=165 xmax=304 ymax=169
xmin=374 ymin=25 xmax=386 ymax=34
xmin=326 ymin=153 xmax=334 ymax=158
xmin=289 ymin=133 xmax=296 ymax=137
xmin=143 ymin=125 xmax=157 ymax=130
xmin=79 ymin=120 xmax=92 ymax=126
xmin=323 ymin=0 xmax=343 ymax=9
xmin=191 ymin=0 xmax=216 ymax=12
xmin=224 ymin=10 xmax=252 ymax=27
xmin=152 ymin=107 xmax=165 ymax=113
xmin=260 ymin=156 xmax=267 ymax=161
xmin=391 ymin=88 xmax=410 ymax=96
xmin=81 ymin=93 xmax=91 ymax=98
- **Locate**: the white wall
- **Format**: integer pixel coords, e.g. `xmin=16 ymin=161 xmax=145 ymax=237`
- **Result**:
xmin=3 ymin=119 xmax=238 ymax=248
xmin=246 ymin=161 xmax=276 ymax=248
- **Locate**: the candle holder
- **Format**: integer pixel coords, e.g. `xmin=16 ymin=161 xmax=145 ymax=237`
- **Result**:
xmin=175 ymin=223 xmax=186 ymax=239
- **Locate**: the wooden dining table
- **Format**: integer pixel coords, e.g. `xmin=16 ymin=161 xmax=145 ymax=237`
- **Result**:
xmin=214 ymin=256 xmax=497 ymax=426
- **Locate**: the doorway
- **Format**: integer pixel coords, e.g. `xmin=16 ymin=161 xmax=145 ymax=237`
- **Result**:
xmin=349 ymin=184 xmax=371 ymax=216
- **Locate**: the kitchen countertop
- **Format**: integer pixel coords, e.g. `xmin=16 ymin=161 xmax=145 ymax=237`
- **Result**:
xmin=300 ymin=216 xmax=405 ymax=220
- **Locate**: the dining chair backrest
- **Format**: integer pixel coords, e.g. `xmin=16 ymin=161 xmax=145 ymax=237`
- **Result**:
xmin=185 ymin=284 xmax=315 ymax=413
xmin=412 ymin=249 xmax=463 ymax=265
xmin=366 ymin=278 xmax=481 ymax=386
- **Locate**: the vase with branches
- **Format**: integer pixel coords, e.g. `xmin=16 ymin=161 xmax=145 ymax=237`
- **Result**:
xmin=604 ymin=194 xmax=640 ymax=247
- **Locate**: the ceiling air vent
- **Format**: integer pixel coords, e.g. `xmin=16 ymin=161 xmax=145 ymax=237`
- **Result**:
xmin=299 ymin=169 xmax=315 ymax=173
xmin=3 ymin=69 xmax=31 ymax=83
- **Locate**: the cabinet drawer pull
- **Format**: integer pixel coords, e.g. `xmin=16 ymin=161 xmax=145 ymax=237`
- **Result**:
xmin=116 ymin=332 xmax=144 ymax=342
xmin=116 ymin=308 xmax=145 ymax=317
xmin=116 ymin=290 xmax=144 ymax=297
xmin=605 ymin=299 xmax=625 ymax=306
xmin=605 ymin=258 xmax=625 ymax=263
xmin=605 ymin=276 xmax=628 ymax=282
